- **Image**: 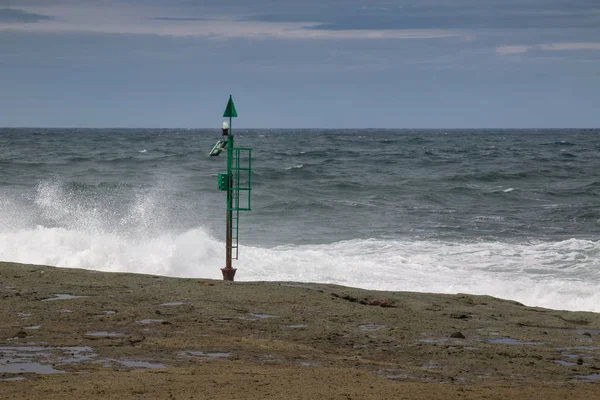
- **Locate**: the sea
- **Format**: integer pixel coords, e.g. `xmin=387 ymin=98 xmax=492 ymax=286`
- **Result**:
xmin=1 ymin=128 xmax=599 ymax=312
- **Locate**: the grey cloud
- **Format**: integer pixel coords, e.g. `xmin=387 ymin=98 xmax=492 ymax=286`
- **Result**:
xmin=0 ymin=8 xmax=54 ymax=23
xmin=242 ymin=4 xmax=600 ymax=31
xmin=151 ymin=17 xmax=210 ymax=22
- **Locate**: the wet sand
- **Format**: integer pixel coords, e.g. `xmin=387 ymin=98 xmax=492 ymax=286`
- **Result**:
xmin=1 ymin=261 xmax=599 ymax=399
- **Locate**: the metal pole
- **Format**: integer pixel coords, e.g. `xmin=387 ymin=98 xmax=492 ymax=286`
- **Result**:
xmin=222 ymin=115 xmax=236 ymax=281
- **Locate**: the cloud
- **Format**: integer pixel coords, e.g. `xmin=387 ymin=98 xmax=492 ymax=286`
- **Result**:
xmin=497 ymin=42 xmax=600 ymax=55
xmin=0 ymin=8 xmax=53 ymax=23
xmin=151 ymin=17 xmax=210 ymax=22
xmin=2 ymin=1 xmax=596 ymax=46
xmin=243 ymin=4 xmax=600 ymax=31
xmin=541 ymin=43 xmax=600 ymax=51
xmin=3 ymin=21 xmax=459 ymax=40
xmin=1 ymin=5 xmax=460 ymax=40
xmin=496 ymin=45 xmax=530 ymax=55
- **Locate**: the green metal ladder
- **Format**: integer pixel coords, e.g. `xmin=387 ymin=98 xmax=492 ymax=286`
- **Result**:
xmin=229 ymin=147 xmax=252 ymax=260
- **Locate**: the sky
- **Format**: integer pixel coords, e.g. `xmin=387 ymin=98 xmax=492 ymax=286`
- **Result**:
xmin=1 ymin=0 xmax=599 ymax=128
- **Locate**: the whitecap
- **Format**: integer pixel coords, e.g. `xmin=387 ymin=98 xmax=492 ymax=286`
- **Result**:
xmin=285 ymin=164 xmax=304 ymax=170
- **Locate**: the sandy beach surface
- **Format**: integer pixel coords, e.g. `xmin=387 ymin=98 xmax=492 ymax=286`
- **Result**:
xmin=1 ymin=261 xmax=599 ymax=399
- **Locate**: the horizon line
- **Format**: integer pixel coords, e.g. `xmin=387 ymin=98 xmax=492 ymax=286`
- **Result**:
xmin=1 ymin=127 xmax=599 ymax=131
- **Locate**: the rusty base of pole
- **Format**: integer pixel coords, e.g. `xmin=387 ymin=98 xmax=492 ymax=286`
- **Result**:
xmin=221 ymin=267 xmax=237 ymax=281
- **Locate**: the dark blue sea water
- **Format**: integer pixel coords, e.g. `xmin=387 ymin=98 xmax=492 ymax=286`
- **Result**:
xmin=1 ymin=128 xmax=599 ymax=311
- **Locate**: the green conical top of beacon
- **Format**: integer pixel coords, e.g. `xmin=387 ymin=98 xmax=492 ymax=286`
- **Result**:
xmin=222 ymin=95 xmax=238 ymax=118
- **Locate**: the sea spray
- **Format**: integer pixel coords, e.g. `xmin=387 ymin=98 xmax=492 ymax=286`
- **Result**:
xmin=1 ymin=220 xmax=599 ymax=312
xmin=1 ymin=128 xmax=600 ymax=312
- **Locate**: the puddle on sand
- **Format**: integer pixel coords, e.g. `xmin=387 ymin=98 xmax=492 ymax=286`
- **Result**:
xmin=298 ymin=362 xmax=316 ymax=367
xmin=58 ymin=347 xmax=97 ymax=364
xmin=285 ymin=324 xmax=308 ymax=329
xmin=561 ymin=353 xmax=587 ymax=359
xmin=179 ymin=351 xmax=231 ymax=360
xmin=42 ymin=294 xmax=87 ymax=301
xmin=384 ymin=374 xmax=411 ymax=381
xmin=248 ymin=313 xmax=279 ymax=319
xmin=476 ymin=329 xmax=499 ymax=336
xmin=421 ymin=364 xmax=441 ymax=370
xmin=0 ymin=346 xmax=96 ymax=375
xmin=555 ymin=360 xmax=577 ymax=367
xmin=489 ymin=338 xmax=543 ymax=345
xmin=137 ymin=319 xmax=164 ymax=325
xmin=359 ymin=324 xmax=387 ymax=331
xmin=259 ymin=354 xmax=285 ymax=364
xmin=0 ymin=345 xmax=48 ymax=352
xmin=0 ymin=363 xmax=63 ymax=374
xmin=103 ymin=310 xmax=116 ymax=315
xmin=556 ymin=346 xmax=598 ymax=351
xmin=24 ymin=326 xmax=40 ymax=330
xmin=60 ymin=310 xmax=73 ymax=313
xmin=160 ymin=302 xmax=187 ymax=307
xmin=576 ymin=374 xmax=600 ymax=382
xmin=16 ymin=312 xmax=31 ymax=317
xmin=0 ymin=377 xmax=26 ymax=381
xmin=85 ymin=332 xmax=125 ymax=338
xmin=419 ymin=338 xmax=448 ymax=344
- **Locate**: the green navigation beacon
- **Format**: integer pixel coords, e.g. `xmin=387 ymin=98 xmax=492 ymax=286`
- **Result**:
xmin=209 ymin=95 xmax=252 ymax=281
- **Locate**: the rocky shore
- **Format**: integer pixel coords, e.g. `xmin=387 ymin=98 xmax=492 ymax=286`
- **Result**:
xmin=1 ymin=261 xmax=599 ymax=399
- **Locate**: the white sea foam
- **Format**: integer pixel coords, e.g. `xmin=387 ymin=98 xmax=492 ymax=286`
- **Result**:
xmin=1 ymin=180 xmax=599 ymax=313
xmin=285 ymin=164 xmax=304 ymax=170
xmin=1 ymin=224 xmax=599 ymax=312
xmin=238 ymin=238 xmax=600 ymax=313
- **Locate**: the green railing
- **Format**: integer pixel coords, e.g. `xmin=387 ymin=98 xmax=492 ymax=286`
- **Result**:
xmin=229 ymin=147 xmax=252 ymax=259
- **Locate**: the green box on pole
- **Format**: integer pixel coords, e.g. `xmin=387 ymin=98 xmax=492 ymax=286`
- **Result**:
xmin=217 ymin=173 xmax=229 ymax=191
